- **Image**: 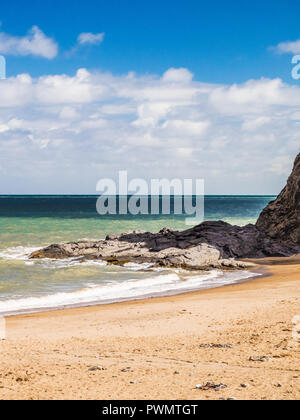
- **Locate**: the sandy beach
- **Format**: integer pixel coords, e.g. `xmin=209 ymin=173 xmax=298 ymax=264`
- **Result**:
xmin=0 ymin=262 xmax=299 ymax=400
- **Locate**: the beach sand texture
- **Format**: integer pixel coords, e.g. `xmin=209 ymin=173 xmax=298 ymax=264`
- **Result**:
xmin=0 ymin=262 xmax=299 ymax=400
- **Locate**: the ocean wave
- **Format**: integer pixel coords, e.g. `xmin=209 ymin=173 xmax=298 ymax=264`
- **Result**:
xmin=0 ymin=246 xmax=40 ymax=261
xmin=123 ymin=262 xmax=155 ymax=270
xmin=35 ymin=258 xmax=108 ymax=269
xmin=0 ymin=270 xmax=258 ymax=316
xmin=0 ymin=246 xmax=109 ymax=268
xmin=0 ymin=247 xmax=159 ymax=270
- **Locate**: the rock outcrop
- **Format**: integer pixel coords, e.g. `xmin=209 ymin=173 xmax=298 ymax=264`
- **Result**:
xmin=30 ymin=221 xmax=299 ymax=270
xmin=256 ymin=153 xmax=300 ymax=244
xmin=30 ymin=153 xmax=300 ymax=270
xmin=30 ymin=225 xmax=254 ymax=270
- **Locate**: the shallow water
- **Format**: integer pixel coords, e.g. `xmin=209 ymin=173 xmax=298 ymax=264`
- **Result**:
xmin=0 ymin=195 xmax=273 ymax=315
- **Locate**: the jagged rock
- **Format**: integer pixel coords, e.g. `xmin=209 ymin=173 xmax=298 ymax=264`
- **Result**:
xmin=30 ymin=237 xmax=255 ymax=270
xmin=256 ymin=153 xmax=300 ymax=244
xmin=30 ymin=221 xmax=299 ymax=270
xmin=176 ymin=221 xmax=299 ymax=258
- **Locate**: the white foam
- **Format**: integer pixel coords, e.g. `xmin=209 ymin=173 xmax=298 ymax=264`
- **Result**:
xmin=123 ymin=262 xmax=155 ymax=270
xmin=0 ymin=246 xmax=109 ymax=268
xmin=0 ymin=247 xmax=157 ymax=270
xmin=0 ymin=246 xmax=259 ymax=316
xmin=0 ymin=246 xmax=40 ymax=261
xmin=35 ymin=258 xmax=108 ymax=269
xmin=0 ymin=270 xmax=258 ymax=316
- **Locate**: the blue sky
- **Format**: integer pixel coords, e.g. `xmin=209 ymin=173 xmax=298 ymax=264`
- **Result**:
xmin=1 ymin=0 xmax=300 ymax=83
xmin=3 ymin=0 xmax=300 ymax=83
xmin=0 ymin=0 xmax=300 ymax=194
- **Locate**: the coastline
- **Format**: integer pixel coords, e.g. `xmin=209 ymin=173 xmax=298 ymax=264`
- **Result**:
xmin=0 ymin=266 xmax=261 ymax=318
xmin=1 ymin=261 xmax=299 ymax=400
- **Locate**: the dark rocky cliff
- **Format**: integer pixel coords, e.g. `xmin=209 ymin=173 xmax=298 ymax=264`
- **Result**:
xmin=256 ymin=153 xmax=300 ymax=244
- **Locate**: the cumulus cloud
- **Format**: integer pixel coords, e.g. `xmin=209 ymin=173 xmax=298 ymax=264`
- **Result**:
xmin=162 ymin=68 xmax=194 ymax=83
xmin=0 ymin=26 xmax=58 ymax=59
xmin=210 ymin=78 xmax=291 ymax=114
xmin=271 ymin=39 xmax=300 ymax=54
xmin=35 ymin=69 xmax=109 ymax=103
xmin=0 ymin=67 xmax=299 ymax=194
xmin=77 ymin=32 xmax=105 ymax=46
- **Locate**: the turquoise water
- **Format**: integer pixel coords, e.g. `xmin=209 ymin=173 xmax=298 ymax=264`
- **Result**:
xmin=0 ymin=195 xmax=274 ymax=315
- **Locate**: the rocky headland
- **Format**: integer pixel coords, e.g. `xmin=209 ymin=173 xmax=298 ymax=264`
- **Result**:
xmin=30 ymin=153 xmax=300 ymax=271
xmin=256 ymin=153 xmax=300 ymax=244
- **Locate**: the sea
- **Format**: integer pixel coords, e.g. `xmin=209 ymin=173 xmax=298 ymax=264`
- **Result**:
xmin=0 ymin=195 xmax=275 ymax=316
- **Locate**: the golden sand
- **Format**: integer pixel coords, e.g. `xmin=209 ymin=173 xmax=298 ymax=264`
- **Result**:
xmin=0 ymin=262 xmax=299 ymax=400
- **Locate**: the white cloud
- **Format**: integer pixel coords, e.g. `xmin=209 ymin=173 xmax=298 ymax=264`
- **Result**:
xmin=161 ymin=119 xmax=210 ymax=137
xmin=272 ymin=39 xmax=300 ymax=54
xmin=99 ymin=104 xmax=135 ymax=115
xmin=0 ymin=73 xmax=33 ymax=106
xmin=270 ymin=155 xmax=293 ymax=175
xmin=0 ymin=67 xmax=299 ymax=194
xmin=59 ymin=106 xmax=80 ymax=120
xmin=241 ymin=116 xmax=271 ymax=131
xmin=0 ymin=123 xmax=9 ymax=133
xmin=133 ymin=102 xmax=173 ymax=127
xmin=78 ymin=32 xmax=105 ymax=45
xmin=162 ymin=68 xmax=194 ymax=83
xmin=0 ymin=26 xmax=58 ymax=59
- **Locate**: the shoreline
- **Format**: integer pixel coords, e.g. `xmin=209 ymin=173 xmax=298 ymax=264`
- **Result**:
xmin=1 ymin=261 xmax=299 ymax=400
xmin=1 ymin=266 xmax=263 ymax=318
xmin=1 ymin=264 xmax=274 ymax=321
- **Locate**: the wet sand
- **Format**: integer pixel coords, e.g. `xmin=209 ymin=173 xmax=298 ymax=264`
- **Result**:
xmin=0 ymin=262 xmax=299 ymax=400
